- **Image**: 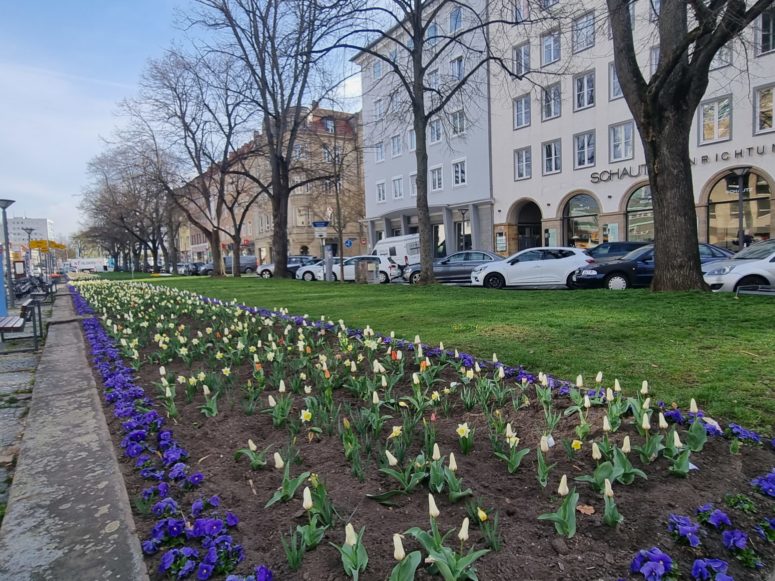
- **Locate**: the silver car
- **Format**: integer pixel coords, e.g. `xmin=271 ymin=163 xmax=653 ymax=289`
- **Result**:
xmin=402 ymin=250 xmax=503 ymax=284
xmin=258 ymin=255 xmax=319 ymax=278
xmin=296 ymin=258 xmax=342 ymax=281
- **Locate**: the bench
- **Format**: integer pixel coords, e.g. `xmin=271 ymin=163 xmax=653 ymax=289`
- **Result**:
xmin=0 ymin=299 xmax=40 ymax=351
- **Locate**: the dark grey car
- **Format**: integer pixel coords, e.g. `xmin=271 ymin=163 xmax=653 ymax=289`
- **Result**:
xmin=402 ymin=250 xmax=503 ymax=284
xmin=199 ymin=256 xmax=258 ymax=275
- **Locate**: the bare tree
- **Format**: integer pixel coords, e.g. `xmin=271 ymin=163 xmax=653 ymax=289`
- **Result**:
xmin=123 ymin=49 xmax=260 ymax=276
xmin=608 ymin=0 xmax=774 ymax=290
xmin=325 ymin=0 xmax=527 ymax=283
xmin=190 ymin=0 xmax=356 ymax=277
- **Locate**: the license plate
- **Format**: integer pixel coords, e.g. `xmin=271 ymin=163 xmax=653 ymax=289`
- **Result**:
xmin=580 ymin=270 xmax=596 ymax=276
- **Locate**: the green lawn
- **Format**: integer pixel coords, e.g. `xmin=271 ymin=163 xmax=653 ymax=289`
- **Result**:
xmin=149 ymin=277 xmax=775 ymax=433
xmin=97 ymin=272 xmax=182 ymax=281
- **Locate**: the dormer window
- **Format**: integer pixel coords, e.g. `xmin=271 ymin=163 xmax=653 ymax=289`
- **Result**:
xmin=324 ymin=118 xmax=335 ymax=133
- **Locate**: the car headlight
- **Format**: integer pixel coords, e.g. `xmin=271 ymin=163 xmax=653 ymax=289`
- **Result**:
xmin=705 ymin=265 xmax=736 ymax=276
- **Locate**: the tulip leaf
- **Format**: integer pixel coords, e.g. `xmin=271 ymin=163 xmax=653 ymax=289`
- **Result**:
xmin=389 ymin=551 xmax=422 ymax=581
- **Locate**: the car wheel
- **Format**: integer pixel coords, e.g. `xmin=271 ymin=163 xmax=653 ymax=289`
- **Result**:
xmin=303 ymin=271 xmax=315 ymax=281
xmin=260 ymin=270 xmax=272 ymax=279
xmin=484 ymin=273 xmax=505 ymax=289
xmin=565 ymin=274 xmax=575 ymax=289
xmin=734 ymin=275 xmax=769 ymax=291
xmin=378 ymin=271 xmax=389 ymax=284
xmin=244 ymin=268 xmax=254 ymax=274
xmin=410 ymin=272 xmax=421 ymax=284
xmin=605 ymin=273 xmax=630 ymax=290
xmin=202 ymin=269 xmax=212 ymax=276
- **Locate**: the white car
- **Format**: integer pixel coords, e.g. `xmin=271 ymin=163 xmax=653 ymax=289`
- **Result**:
xmin=300 ymin=255 xmax=400 ymax=283
xmin=471 ymin=247 xmax=594 ymax=289
xmin=702 ymin=240 xmax=775 ymax=292
xmin=295 ymin=258 xmax=341 ymax=281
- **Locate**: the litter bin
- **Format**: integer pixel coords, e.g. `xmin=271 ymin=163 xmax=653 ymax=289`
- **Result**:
xmin=366 ymin=260 xmax=379 ymax=284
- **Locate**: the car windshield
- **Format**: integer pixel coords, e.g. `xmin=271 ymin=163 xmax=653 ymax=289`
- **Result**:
xmin=620 ymin=246 xmax=653 ymax=261
xmin=733 ymin=241 xmax=775 ymax=260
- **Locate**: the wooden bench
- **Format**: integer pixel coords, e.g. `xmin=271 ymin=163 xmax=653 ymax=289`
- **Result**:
xmin=0 ymin=299 xmax=39 ymax=351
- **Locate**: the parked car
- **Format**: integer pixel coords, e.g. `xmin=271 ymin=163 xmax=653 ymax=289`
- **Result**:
xmin=189 ymin=262 xmax=205 ymax=275
xmin=199 ymin=256 xmax=258 ymax=275
xmin=702 ymin=239 xmax=775 ymax=292
xmin=402 ymin=250 xmax=503 ymax=284
xmin=471 ymin=247 xmax=593 ymax=289
xmin=571 ymin=243 xmax=733 ymax=289
xmin=258 ymin=255 xmax=319 ymax=278
xmin=586 ymin=241 xmax=649 ymax=260
xmin=302 ymin=255 xmax=400 ymax=283
xmin=295 ymin=258 xmax=342 ymax=281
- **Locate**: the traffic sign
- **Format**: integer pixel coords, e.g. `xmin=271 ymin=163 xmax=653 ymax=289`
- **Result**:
xmin=312 ymin=221 xmax=329 ymax=240
xmin=360 ymin=238 xmax=367 ymax=246
xmin=344 ymin=239 xmax=353 ymax=249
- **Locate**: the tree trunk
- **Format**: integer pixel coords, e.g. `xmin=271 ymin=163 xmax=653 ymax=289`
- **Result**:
xmin=210 ymin=230 xmax=225 ymax=276
xmin=231 ymin=233 xmax=242 ymax=278
xmin=271 ymin=178 xmax=290 ymax=279
xmin=643 ymin=115 xmax=708 ymax=291
xmin=414 ymin=109 xmax=434 ymax=284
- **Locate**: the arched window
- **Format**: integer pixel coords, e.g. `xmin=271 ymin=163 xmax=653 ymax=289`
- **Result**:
xmin=707 ymin=172 xmax=771 ymax=250
xmin=626 ymin=185 xmax=654 ymax=241
xmin=563 ymin=194 xmax=600 ymax=248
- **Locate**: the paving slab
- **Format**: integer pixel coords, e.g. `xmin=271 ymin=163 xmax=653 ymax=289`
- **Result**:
xmin=0 ymin=353 xmax=38 ymax=374
xmin=0 ymin=371 xmax=35 ymax=395
xmin=0 ymin=319 xmax=148 ymax=580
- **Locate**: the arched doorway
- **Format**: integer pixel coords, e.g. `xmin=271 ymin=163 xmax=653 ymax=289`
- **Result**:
xmin=626 ymin=185 xmax=654 ymax=241
xmin=563 ymin=194 xmax=600 ymax=248
xmin=707 ymin=171 xmax=772 ymax=251
xmin=517 ymin=201 xmax=542 ymax=249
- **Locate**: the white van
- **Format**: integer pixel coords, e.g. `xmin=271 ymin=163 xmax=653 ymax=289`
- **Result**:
xmin=371 ymin=234 xmax=422 ymax=267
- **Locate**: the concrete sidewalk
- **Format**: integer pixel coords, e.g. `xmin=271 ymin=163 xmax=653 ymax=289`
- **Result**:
xmin=0 ymin=293 xmax=147 ymax=580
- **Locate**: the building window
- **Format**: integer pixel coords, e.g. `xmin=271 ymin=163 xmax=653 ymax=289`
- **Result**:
xmin=375 ymin=141 xmax=384 ymax=162
xmin=374 ymin=98 xmax=383 ymax=119
xmin=564 ymin=194 xmax=601 ymax=247
xmin=513 ymin=94 xmax=531 ymax=128
xmin=427 ymin=22 xmax=439 ymax=47
xmin=372 ymin=60 xmax=382 ymax=80
xmin=650 ymin=0 xmax=661 ymax=21
xmin=513 ymin=0 xmax=529 ymax=23
xmin=409 ymin=173 xmax=417 ymax=197
xmin=514 ymin=147 xmax=532 ymax=180
xmin=543 ymin=139 xmax=561 ymax=174
xmin=542 ymin=82 xmax=561 ymax=120
xmin=452 ymin=160 xmax=467 ymax=186
xmin=392 ymin=176 xmax=404 ymax=199
xmin=295 ymin=207 xmax=310 ymax=227
xmin=408 ymin=129 xmax=416 ymax=151
xmin=449 ymin=6 xmax=462 ymax=32
xmin=391 ymin=134 xmax=402 ymax=156
xmin=699 ymin=96 xmax=731 ymax=144
xmin=610 ymin=121 xmax=634 ymax=162
xmin=322 ymin=146 xmax=333 ymax=162
xmin=429 ymin=118 xmax=442 ymax=143
xmin=389 ymin=47 xmax=398 ymax=63
xmin=450 ymin=56 xmax=464 ymax=80
xmin=760 ymin=8 xmax=775 ymax=54
xmin=649 ymin=46 xmax=660 ymax=77
xmin=430 ymin=166 xmax=443 ymax=191
xmin=710 ymin=43 xmax=732 ymax=70
xmin=573 ymin=12 xmax=595 ymax=53
xmin=542 ymin=30 xmax=561 ymax=66
xmin=609 ymin=62 xmax=623 ymax=100
xmin=543 ymin=0 xmax=559 ymax=8
xmin=451 ymin=110 xmax=466 ymax=135
xmin=513 ymin=42 xmax=530 ymax=76
xmin=428 ymin=69 xmax=439 ymax=90
xmin=626 ymin=185 xmax=654 ymax=241
xmin=574 ymin=71 xmax=595 ymax=110
xmin=376 ymin=182 xmax=386 ymax=203
xmin=293 ymin=144 xmax=306 ymax=159
xmin=708 ymin=172 xmax=772 ymax=250
xmin=323 ymin=118 xmax=335 ymax=133
xmin=574 ymin=131 xmax=596 ymax=168
xmin=756 ymin=84 xmax=774 ymax=133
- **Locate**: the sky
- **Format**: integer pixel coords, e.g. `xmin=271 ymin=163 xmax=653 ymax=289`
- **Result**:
xmin=0 ymin=0 xmax=187 ymax=240
xmin=0 ymin=2 xmax=363 ymax=242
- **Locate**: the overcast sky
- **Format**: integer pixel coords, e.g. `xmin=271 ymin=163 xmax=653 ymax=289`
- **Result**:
xmin=0 ymin=0 xmax=186 ymax=240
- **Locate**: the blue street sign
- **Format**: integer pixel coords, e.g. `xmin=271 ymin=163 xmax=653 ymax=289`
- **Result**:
xmin=344 ymin=239 xmax=353 ymax=248
xmin=311 ymin=221 xmax=330 ymax=228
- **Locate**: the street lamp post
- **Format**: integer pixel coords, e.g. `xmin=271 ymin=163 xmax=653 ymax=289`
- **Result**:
xmin=22 ymin=227 xmax=34 ymax=277
xmin=0 ymin=199 xmax=16 ymax=308
xmin=730 ymin=167 xmax=751 ymax=250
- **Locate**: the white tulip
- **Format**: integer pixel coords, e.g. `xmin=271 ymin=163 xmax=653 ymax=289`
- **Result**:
xmin=540 ymin=435 xmax=549 ymax=453
xmin=689 ymin=398 xmax=698 ymax=414
xmin=558 ymin=474 xmax=569 ymax=496
xmin=596 ymin=371 xmax=603 ymax=383
xmin=603 ymin=478 xmax=614 ymax=498
xmin=643 ymin=397 xmax=651 ymax=410
xmin=393 ymin=533 xmax=406 ymax=561
xmin=273 ymin=452 xmax=284 ymax=469
xmin=641 ymin=380 xmax=649 ymax=395
xmin=372 ymin=391 xmax=381 ymax=405
xmin=606 ymin=388 xmax=614 ymax=402
xmin=345 ymin=523 xmax=358 ymax=547
xmin=385 ymin=450 xmax=398 ymax=467
xmin=673 ymin=431 xmax=684 ymax=449
xmin=248 ymin=439 xmax=257 ymax=452
xmin=603 ymin=416 xmax=611 ymax=433
xmin=268 ymin=395 xmax=277 ymax=408
xmin=432 ymin=443 xmax=441 ymax=461
xmin=278 ymin=380 xmax=286 ymax=393
xmin=458 ymin=517 xmax=470 ymax=542
xmin=641 ymin=414 xmax=651 ymax=431
xmin=614 ymin=379 xmax=622 ymax=392
xmin=583 ymin=395 xmax=591 ymax=409
xmin=428 ymin=494 xmax=440 ymax=518
xmin=576 ymin=374 xmax=584 ymax=388
xmin=448 ymin=452 xmax=458 ymax=472
xmin=592 ymin=442 xmax=602 ymax=460
xmin=302 ymin=487 xmax=313 ymax=511
xmin=622 ymin=436 xmax=631 ymax=454
xmin=658 ymin=413 xmax=669 ymax=430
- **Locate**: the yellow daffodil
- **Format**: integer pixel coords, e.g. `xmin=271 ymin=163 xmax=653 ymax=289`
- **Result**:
xmin=300 ymin=409 xmax=312 ymax=423
xmin=389 ymin=426 xmax=403 ymax=439
xmin=431 ymin=391 xmax=440 ymax=401
xmin=456 ymin=423 xmax=471 ymax=439
xmin=222 ymin=367 xmax=231 ymax=377
xmin=571 ymin=439 xmax=583 ymax=451
xmin=477 ymin=507 xmax=488 ymax=522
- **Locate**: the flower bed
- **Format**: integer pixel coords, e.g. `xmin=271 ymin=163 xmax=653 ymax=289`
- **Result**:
xmin=72 ymin=281 xmax=775 ymax=580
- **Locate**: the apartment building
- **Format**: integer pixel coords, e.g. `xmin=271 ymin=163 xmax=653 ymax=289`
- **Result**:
xmin=250 ymin=108 xmax=366 ymax=262
xmin=489 ymin=0 xmax=775 ymax=253
xmin=354 ymin=0 xmax=495 ymax=254
xmin=8 ymin=217 xmax=55 ymax=251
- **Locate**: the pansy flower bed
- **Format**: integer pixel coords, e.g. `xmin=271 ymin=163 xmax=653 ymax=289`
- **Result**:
xmin=72 ymin=281 xmax=775 ymax=580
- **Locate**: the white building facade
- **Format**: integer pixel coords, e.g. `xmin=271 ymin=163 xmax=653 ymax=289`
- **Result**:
xmin=489 ymin=0 xmax=775 ymax=254
xmin=8 ymin=217 xmax=56 ymax=251
xmin=355 ymin=0 xmax=495 ymax=255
